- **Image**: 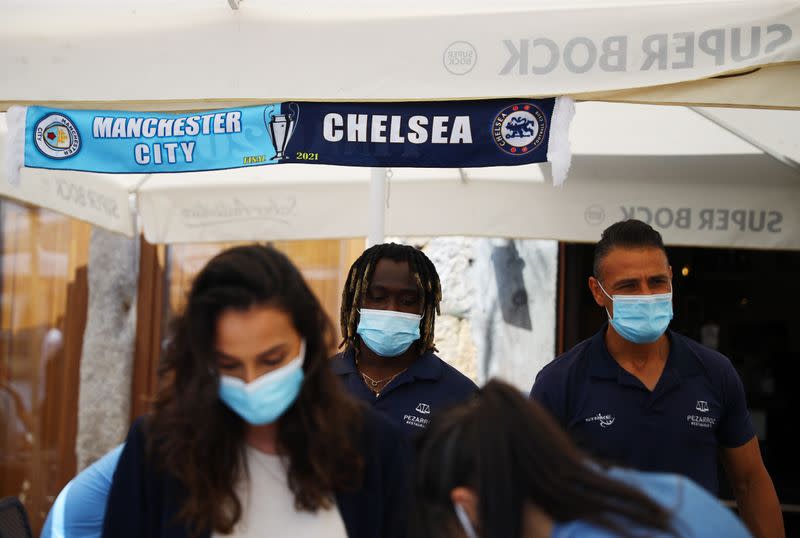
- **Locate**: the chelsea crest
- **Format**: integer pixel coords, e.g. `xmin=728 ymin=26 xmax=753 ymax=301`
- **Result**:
xmin=492 ymin=103 xmax=546 ymax=155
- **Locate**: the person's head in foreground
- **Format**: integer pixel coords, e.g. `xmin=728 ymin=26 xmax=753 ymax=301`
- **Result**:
xmin=413 ymin=379 xmax=674 ymax=538
xmin=148 ymin=244 xmax=363 ymax=533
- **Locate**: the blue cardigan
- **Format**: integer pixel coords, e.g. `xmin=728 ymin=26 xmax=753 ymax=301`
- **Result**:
xmin=102 ymin=409 xmax=409 ymax=538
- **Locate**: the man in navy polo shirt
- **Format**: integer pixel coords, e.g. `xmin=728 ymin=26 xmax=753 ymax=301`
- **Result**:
xmin=332 ymin=242 xmax=477 ymax=438
xmin=530 ymin=219 xmax=783 ymax=538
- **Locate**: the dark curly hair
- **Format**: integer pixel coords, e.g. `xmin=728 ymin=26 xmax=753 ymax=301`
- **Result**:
xmin=146 ymin=244 xmax=364 ymax=535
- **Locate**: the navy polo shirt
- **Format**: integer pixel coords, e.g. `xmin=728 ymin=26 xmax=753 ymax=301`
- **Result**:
xmin=332 ymin=349 xmax=478 ymax=439
xmin=530 ymin=326 xmax=755 ymax=495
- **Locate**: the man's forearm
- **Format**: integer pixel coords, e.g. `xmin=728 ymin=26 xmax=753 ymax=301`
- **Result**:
xmin=735 ymin=472 xmax=785 ymax=538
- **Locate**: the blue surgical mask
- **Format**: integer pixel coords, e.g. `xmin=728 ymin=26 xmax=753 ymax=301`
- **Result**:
xmin=356 ymin=308 xmax=422 ymax=357
xmin=218 ymin=340 xmax=305 ymax=425
xmin=598 ymin=282 xmax=673 ymax=344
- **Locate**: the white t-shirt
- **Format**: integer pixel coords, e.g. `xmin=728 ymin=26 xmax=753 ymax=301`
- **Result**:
xmin=213 ymin=446 xmax=348 ymax=538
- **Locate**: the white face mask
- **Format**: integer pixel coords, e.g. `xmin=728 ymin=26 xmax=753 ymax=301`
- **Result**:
xmin=454 ymin=503 xmax=479 ymax=538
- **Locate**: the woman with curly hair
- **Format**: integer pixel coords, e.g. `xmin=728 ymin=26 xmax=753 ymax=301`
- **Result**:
xmin=102 ymin=244 xmax=408 ymax=538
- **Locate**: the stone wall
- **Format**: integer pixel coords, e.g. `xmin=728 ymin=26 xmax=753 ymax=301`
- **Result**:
xmin=390 ymin=236 xmax=557 ymax=391
xmin=469 ymin=239 xmax=558 ymax=391
xmin=75 ymin=228 xmax=138 ymax=470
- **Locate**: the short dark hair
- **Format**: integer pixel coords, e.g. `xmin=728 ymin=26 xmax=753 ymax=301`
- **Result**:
xmin=593 ymin=219 xmax=667 ymax=278
xmin=340 ymin=242 xmax=441 ymax=355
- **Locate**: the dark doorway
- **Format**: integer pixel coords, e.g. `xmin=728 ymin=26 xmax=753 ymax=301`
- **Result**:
xmin=560 ymin=243 xmax=800 ymax=534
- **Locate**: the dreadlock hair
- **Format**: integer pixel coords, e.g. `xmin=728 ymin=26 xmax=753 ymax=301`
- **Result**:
xmin=340 ymin=243 xmax=442 ymax=355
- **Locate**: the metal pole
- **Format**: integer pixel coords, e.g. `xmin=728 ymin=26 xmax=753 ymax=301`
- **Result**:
xmin=367 ymin=167 xmax=386 ymax=247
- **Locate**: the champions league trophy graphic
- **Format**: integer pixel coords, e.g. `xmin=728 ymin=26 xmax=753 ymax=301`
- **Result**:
xmin=264 ymin=103 xmax=299 ymax=161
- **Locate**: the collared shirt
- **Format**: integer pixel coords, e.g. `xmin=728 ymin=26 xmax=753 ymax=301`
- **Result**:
xmin=331 ymin=349 xmax=477 ymax=439
xmin=530 ymin=326 xmax=755 ymax=495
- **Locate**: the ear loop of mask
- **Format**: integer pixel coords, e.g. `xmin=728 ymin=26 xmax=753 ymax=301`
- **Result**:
xmin=595 ymin=280 xmax=614 ymax=319
xmin=442 ymin=421 xmax=479 ymax=538
xmin=454 ymin=503 xmax=479 ymax=538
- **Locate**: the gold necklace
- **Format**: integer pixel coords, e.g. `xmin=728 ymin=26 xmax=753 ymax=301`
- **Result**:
xmin=355 ymin=357 xmax=407 ymax=397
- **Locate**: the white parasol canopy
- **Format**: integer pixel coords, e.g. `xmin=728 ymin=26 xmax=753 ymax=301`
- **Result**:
xmin=1 ymin=0 xmax=799 ymax=111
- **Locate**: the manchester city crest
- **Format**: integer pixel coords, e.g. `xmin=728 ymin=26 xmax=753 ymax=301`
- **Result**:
xmin=34 ymin=113 xmax=81 ymax=159
xmin=492 ymin=103 xmax=546 ymax=155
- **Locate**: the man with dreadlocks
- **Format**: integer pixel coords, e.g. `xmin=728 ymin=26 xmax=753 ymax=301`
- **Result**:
xmin=331 ymin=242 xmax=477 ymax=438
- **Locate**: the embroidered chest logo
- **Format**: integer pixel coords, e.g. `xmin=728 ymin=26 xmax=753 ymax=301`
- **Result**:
xmin=687 ymin=414 xmax=716 ymax=428
xmin=585 ymin=413 xmax=616 ymax=428
xmin=687 ymin=401 xmax=716 ymax=429
xmin=404 ymin=403 xmax=432 ymax=429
